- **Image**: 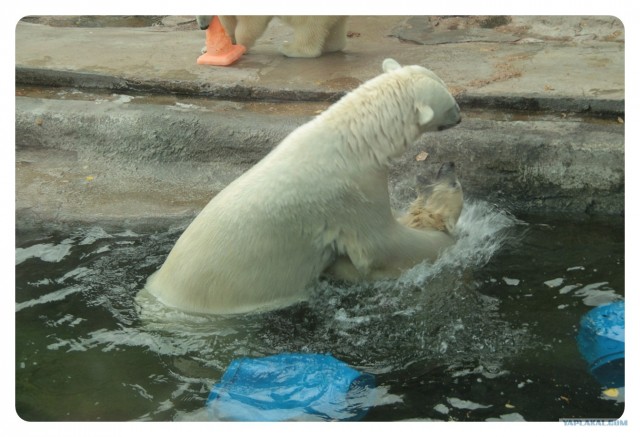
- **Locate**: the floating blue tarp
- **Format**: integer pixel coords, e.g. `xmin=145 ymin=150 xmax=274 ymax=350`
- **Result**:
xmin=207 ymin=353 xmax=375 ymax=421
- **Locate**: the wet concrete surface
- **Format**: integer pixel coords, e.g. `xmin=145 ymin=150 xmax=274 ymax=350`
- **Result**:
xmin=14 ymin=15 xmax=625 ymax=223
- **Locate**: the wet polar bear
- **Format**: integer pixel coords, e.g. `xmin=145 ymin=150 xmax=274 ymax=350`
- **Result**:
xmin=196 ymin=15 xmax=347 ymax=58
xmin=144 ymin=58 xmax=461 ymax=315
xmin=325 ymin=161 xmax=463 ymax=282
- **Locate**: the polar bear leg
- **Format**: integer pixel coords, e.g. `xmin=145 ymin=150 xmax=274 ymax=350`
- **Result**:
xmin=328 ymin=222 xmax=455 ymax=282
xmin=218 ymin=16 xmax=239 ymax=43
xmin=234 ymin=16 xmax=272 ymax=49
xmin=322 ymin=17 xmax=347 ymax=53
xmin=369 ymin=224 xmax=454 ymax=278
xmin=280 ymin=17 xmax=330 ymax=58
xmin=324 ymin=255 xmax=362 ymax=282
xmin=324 ymin=224 xmax=454 ymax=282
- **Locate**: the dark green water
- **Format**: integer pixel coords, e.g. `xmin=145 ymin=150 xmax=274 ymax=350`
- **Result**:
xmin=15 ymin=202 xmax=624 ymax=421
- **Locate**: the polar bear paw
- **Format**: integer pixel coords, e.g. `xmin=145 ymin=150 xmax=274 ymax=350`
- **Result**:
xmin=280 ymin=41 xmax=323 ymax=58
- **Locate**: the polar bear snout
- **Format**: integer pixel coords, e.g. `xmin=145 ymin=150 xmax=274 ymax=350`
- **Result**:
xmin=196 ymin=15 xmax=213 ymax=30
xmin=436 ymin=161 xmax=456 ymax=180
xmin=435 ymin=161 xmax=461 ymax=189
xmin=437 ymin=104 xmax=462 ymax=131
xmin=437 ymin=118 xmax=461 ymax=131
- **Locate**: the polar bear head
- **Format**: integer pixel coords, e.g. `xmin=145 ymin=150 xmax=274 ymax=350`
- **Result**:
xmin=402 ymin=161 xmax=464 ymax=234
xmin=382 ymin=58 xmax=461 ymax=133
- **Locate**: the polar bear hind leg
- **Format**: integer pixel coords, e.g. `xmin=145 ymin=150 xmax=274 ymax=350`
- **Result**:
xmin=280 ymin=17 xmax=341 ymax=58
xmin=322 ymin=17 xmax=348 ymax=53
xmin=231 ymin=16 xmax=272 ymax=49
xmin=198 ymin=15 xmax=266 ymax=49
xmin=218 ymin=16 xmax=238 ymax=43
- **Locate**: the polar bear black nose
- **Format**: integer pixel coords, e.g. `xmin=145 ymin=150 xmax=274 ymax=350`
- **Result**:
xmin=437 ymin=162 xmax=456 ymax=179
xmin=438 ymin=120 xmax=460 ymax=131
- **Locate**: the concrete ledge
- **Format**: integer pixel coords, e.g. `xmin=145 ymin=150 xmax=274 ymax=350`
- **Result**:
xmin=16 ymin=94 xmax=624 ymax=224
xmin=16 ymin=66 xmax=624 ymax=118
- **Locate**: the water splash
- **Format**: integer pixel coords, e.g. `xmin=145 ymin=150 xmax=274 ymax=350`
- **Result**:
xmin=288 ymin=200 xmax=531 ymax=371
xmin=399 ymin=200 xmax=525 ymax=284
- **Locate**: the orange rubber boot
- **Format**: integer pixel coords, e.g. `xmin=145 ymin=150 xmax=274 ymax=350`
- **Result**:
xmin=196 ymin=16 xmax=246 ymax=66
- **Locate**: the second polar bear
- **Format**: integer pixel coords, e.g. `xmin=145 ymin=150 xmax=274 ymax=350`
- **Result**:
xmin=144 ymin=58 xmax=461 ymax=315
xmin=196 ymin=15 xmax=347 ymax=58
xmin=325 ymin=161 xmax=464 ymax=282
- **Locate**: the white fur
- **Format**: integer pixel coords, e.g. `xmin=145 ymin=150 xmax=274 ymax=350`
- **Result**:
xmin=197 ymin=15 xmax=348 ymax=58
xmin=327 ymin=162 xmax=464 ymax=282
xmin=145 ymin=59 xmax=461 ymax=314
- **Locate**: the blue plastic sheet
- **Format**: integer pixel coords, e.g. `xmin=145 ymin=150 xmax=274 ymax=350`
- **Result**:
xmin=577 ymin=301 xmax=625 ymax=388
xmin=207 ymin=353 xmax=375 ymax=421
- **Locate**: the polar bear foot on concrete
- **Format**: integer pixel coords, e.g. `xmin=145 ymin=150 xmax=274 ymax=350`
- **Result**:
xmin=196 ymin=15 xmax=348 ymax=58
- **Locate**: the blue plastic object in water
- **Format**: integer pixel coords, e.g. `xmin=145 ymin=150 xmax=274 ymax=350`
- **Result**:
xmin=207 ymin=353 xmax=375 ymax=421
xmin=577 ymin=301 xmax=624 ymax=388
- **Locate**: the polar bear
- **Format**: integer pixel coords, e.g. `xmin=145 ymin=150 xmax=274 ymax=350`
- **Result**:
xmin=325 ymin=161 xmax=463 ymax=282
xmin=144 ymin=58 xmax=461 ymax=315
xmin=398 ymin=161 xmax=463 ymax=234
xmin=196 ymin=15 xmax=347 ymax=58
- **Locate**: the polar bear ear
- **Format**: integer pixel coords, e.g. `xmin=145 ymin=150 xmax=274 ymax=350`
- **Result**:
xmin=382 ymin=58 xmax=402 ymax=73
xmin=417 ymin=105 xmax=435 ymax=125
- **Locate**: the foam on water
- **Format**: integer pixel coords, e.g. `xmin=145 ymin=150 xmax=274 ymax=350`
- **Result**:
xmin=399 ymin=200 xmax=524 ymax=284
xmin=15 ymin=240 xmax=74 ymax=264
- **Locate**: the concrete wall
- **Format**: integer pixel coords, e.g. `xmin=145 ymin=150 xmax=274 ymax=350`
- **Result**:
xmin=16 ymin=93 xmax=623 ymax=225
